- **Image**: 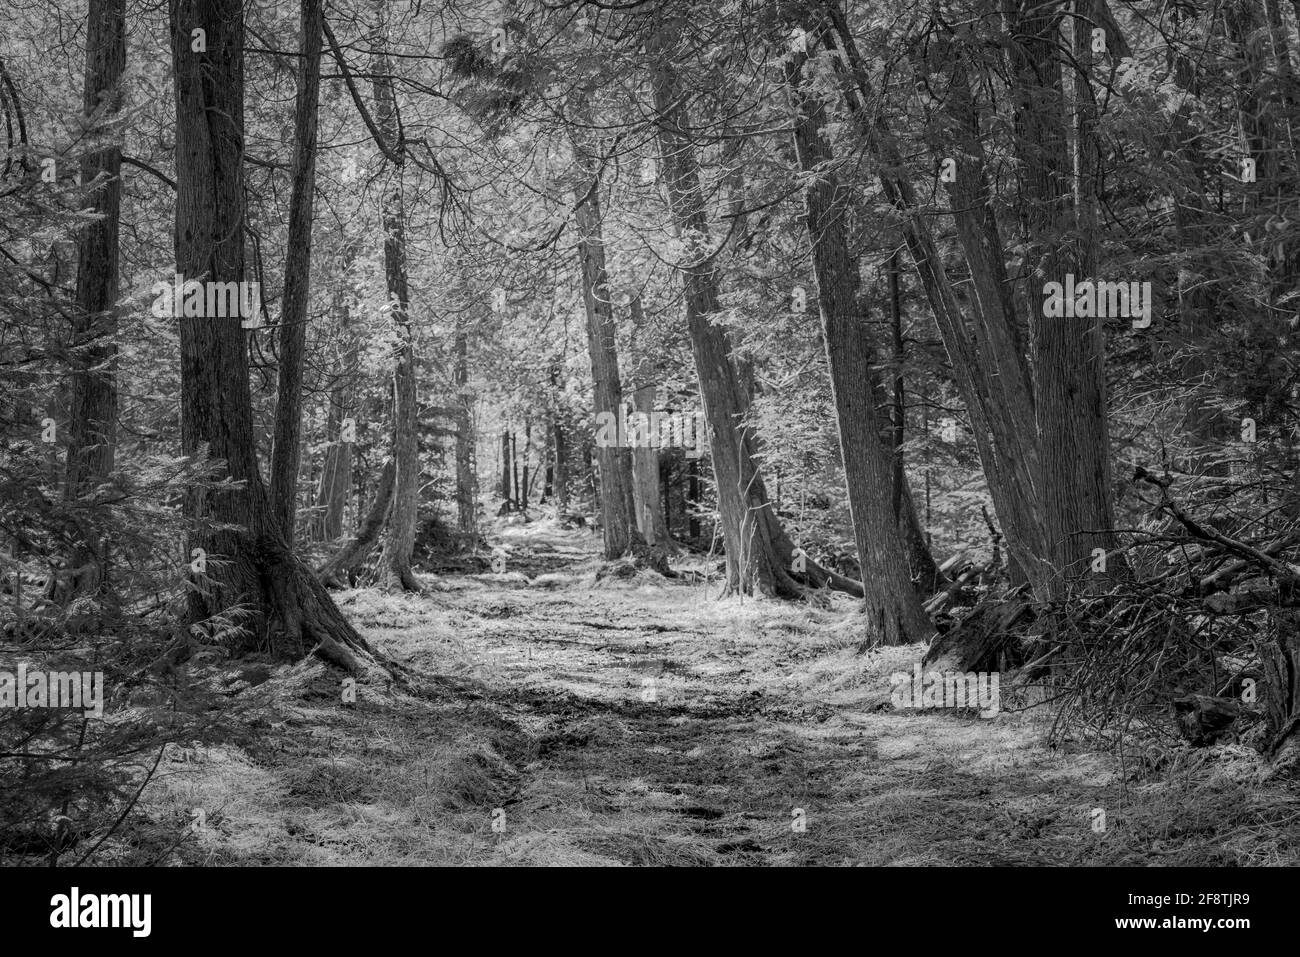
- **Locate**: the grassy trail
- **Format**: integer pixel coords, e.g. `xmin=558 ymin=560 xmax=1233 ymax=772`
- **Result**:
xmin=140 ymin=519 xmax=1297 ymax=866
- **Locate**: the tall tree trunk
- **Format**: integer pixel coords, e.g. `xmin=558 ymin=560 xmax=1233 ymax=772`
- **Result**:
xmin=819 ymin=5 xmax=1051 ymax=592
xmin=511 ymin=430 xmax=521 ymax=507
xmin=650 ymin=41 xmax=857 ymax=598
xmin=919 ymin=37 xmax=1038 ymax=584
xmin=553 ymin=412 xmax=569 ymax=514
xmin=1005 ymin=0 xmax=1116 ymax=594
xmin=521 ymin=419 xmax=531 ymax=509
xmin=268 ymin=0 xmax=323 ymax=546
xmin=63 ymin=0 xmax=124 ymax=597
xmin=573 ymin=170 xmax=639 ymax=558
xmin=499 ymin=428 xmax=511 ymax=506
xmin=369 ymin=16 xmax=420 ymax=591
xmin=628 ymin=294 xmax=674 ymax=548
xmin=170 ymin=0 xmax=369 ymax=669
xmin=787 ymin=53 xmax=933 ymax=642
xmin=311 ymin=281 xmax=357 ymax=541
xmin=454 ymin=315 xmax=476 ymax=535
xmin=687 ymin=456 xmax=701 ymax=539
xmin=884 ymin=254 xmax=943 ymax=593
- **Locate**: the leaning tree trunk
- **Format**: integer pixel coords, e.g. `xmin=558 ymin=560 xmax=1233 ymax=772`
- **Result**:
xmin=62 ymin=0 xmax=124 ymax=600
xmin=318 ymin=458 xmax=395 ymax=587
xmin=170 ymin=0 xmax=370 ymax=670
xmin=650 ymin=43 xmax=859 ymax=598
xmin=819 ymin=6 xmax=1050 ymax=592
xmin=369 ymin=26 xmax=420 ymax=592
xmin=573 ymin=166 xmax=639 ymax=558
xmin=787 ymin=52 xmax=932 ymax=643
xmin=268 ymin=0 xmax=323 ymax=546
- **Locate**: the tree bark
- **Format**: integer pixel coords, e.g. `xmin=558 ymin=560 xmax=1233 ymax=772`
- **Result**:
xmin=1005 ymin=0 xmax=1116 ymax=594
xmin=454 ymin=314 xmax=476 ymax=535
xmin=318 ymin=458 xmax=395 ymax=587
xmin=573 ymin=171 xmax=639 ymax=558
xmin=819 ymin=5 xmax=1051 ymax=592
xmin=268 ymin=0 xmax=323 ymax=546
xmin=311 ymin=280 xmax=357 ymax=541
xmin=511 ymin=430 xmax=521 ymax=507
xmin=787 ymin=53 xmax=933 ymax=642
xmin=650 ymin=43 xmax=831 ymax=598
xmin=521 ymin=418 xmax=531 ymax=510
xmin=170 ymin=0 xmax=370 ymax=669
xmin=884 ymin=254 xmax=943 ymax=593
xmin=687 ymin=456 xmax=701 ymax=539
xmin=499 ymin=429 xmax=512 ymax=507
xmin=63 ymin=0 xmax=125 ymax=597
xmin=628 ymin=294 xmax=674 ymax=549
xmin=369 ymin=13 xmax=420 ymax=592
xmin=552 ymin=409 xmax=569 ymax=514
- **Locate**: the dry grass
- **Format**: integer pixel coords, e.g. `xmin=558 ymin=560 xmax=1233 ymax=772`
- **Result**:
xmin=106 ymin=516 xmax=1300 ymax=866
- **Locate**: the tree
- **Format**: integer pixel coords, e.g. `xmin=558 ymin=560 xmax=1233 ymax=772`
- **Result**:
xmin=1004 ymin=0 xmax=1116 ymax=594
xmin=786 ymin=47 xmax=933 ymax=642
xmin=311 ymin=277 xmax=359 ymax=542
xmin=573 ymin=158 xmax=640 ymax=558
xmin=369 ymin=6 xmax=422 ymax=591
xmin=627 ymin=293 xmax=674 ymax=549
xmin=453 ymin=312 xmax=477 ymax=536
xmin=269 ymin=0 xmax=324 ymax=545
xmin=62 ymin=0 xmax=125 ymax=598
xmin=648 ymin=30 xmax=861 ymax=599
xmin=170 ymin=0 xmax=370 ymax=669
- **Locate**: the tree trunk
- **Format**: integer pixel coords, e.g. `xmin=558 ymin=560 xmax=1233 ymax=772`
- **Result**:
xmin=369 ymin=17 xmax=420 ymax=592
xmin=521 ymin=418 xmax=531 ymax=510
xmin=318 ymin=458 xmax=395 ymax=587
xmin=687 ymin=456 xmax=701 ymax=539
xmin=650 ymin=45 xmax=827 ymax=598
xmin=628 ymin=294 xmax=674 ymax=548
xmin=884 ymin=253 xmax=943 ymax=593
xmin=553 ymin=413 xmax=569 ymax=514
xmin=787 ymin=53 xmax=932 ymax=642
xmin=573 ymin=171 xmax=639 ymax=558
xmin=311 ymin=282 xmax=357 ymax=541
xmin=268 ymin=0 xmax=323 ymax=546
xmin=63 ymin=0 xmax=124 ymax=598
xmin=511 ymin=430 xmax=521 ymax=507
xmin=1006 ymin=0 xmax=1116 ymax=594
xmin=499 ymin=429 xmax=511 ymax=506
xmin=454 ymin=315 xmax=476 ymax=535
xmin=170 ymin=0 xmax=370 ymax=669
xmin=821 ymin=7 xmax=1051 ymax=592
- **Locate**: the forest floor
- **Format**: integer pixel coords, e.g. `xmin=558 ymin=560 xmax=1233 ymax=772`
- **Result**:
xmin=120 ymin=514 xmax=1299 ymax=866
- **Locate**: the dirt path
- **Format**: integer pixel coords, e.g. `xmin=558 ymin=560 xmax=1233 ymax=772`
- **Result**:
xmin=141 ymin=520 xmax=1298 ymax=866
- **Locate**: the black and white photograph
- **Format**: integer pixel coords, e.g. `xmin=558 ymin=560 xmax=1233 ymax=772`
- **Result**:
xmin=0 ymin=0 xmax=1293 ymax=920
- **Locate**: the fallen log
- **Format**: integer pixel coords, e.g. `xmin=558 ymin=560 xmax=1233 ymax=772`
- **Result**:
xmin=921 ymin=585 xmax=1034 ymax=674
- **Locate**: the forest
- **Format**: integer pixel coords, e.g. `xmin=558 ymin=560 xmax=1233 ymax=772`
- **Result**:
xmin=1 ymin=0 xmax=1299 ymax=869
